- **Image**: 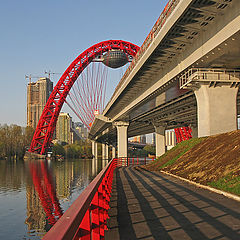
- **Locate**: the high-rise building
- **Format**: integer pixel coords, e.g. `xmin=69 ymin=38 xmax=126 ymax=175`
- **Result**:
xmin=132 ymin=135 xmax=146 ymax=144
xmin=75 ymin=122 xmax=88 ymax=139
xmin=141 ymin=135 xmax=146 ymax=144
xmin=55 ymin=112 xmax=73 ymax=144
xmin=152 ymin=133 xmax=156 ymax=145
xmin=27 ymin=77 xmax=53 ymax=129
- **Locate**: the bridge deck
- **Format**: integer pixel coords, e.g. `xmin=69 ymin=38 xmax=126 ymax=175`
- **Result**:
xmin=105 ymin=167 xmax=240 ymax=240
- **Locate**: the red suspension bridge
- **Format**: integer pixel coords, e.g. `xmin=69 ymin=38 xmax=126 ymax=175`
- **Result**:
xmin=28 ymin=1 xmax=196 ymax=158
xmin=29 ymin=39 xmax=192 ymax=156
xmin=29 ymin=40 xmax=140 ymax=155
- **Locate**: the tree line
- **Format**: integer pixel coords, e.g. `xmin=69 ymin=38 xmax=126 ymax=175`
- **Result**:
xmin=0 ymin=124 xmax=93 ymax=160
xmin=0 ymin=124 xmax=34 ymax=160
xmin=129 ymin=144 xmax=156 ymax=157
xmin=52 ymin=140 xmax=92 ymax=159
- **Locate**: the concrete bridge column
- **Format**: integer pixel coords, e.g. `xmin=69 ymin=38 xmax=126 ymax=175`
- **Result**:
xmin=114 ymin=121 xmax=129 ymax=159
xmin=91 ymin=140 xmax=97 ymax=159
xmin=112 ymin=146 xmax=116 ymax=159
xmin=95 ymin=142 xmax=98 ymax=160
xmin=106 ymin=144 xmax=109 ymax=160
xmin=154 ymin=125 xmax=166 ymax=158
xmin=190 ymin=124 xmax=198 ymax=138
xmin=166 ymin=130 xmax=176 ymax=150
xmin=92 ymin=157 xmax=97 ymax=176
xmin=194 ymin=84 xmax=238 ymax=137
xmin=102 ymin=143 xmax=106 ymax=160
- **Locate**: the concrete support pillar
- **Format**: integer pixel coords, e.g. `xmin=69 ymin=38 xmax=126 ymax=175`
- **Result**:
xmin=112 ymin=146 xmax=116 ymax=159
xmin=194 ymin=84 xmax=238 ymax=137
xmin=106 ymin=144 xmax=109 ymax=160
xmin=91 ymin=141 xmax=97 ymax=159
xmin=114 ymin=121 xmax=129 ymax=158
xmin=95 ymin=142 xmax=98 ymax=160
xmin=102 ymin=143 xmax=106 ymax=160
xmin=154 ymin=125 xmax=166 ymax=158
xmin=172 ymin=131 xmax=176 ymax=146
xmin=166 ymin=130 xmax=176 ymax=150
xmin=190 ymin=125 xmax=198 ymax=138
xmin=92 ymin=158 xmax=97 ymax=176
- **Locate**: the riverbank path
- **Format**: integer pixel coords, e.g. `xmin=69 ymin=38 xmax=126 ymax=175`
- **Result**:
xmin=105 ymin=166 xmax=240 ymax=240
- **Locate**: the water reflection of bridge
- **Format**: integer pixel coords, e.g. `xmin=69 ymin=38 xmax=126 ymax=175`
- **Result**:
xmin=29 ymin=161 xmax=63 ymax=225
xmin=25 ymin=159 xmax=101 ymax=237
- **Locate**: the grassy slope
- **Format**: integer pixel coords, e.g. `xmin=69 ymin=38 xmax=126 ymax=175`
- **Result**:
xmin=143 ymin=130 xmax=240 ymax=196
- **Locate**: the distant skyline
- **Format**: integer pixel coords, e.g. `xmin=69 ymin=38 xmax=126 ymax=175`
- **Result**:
xmin=0 ymin=0 xmax=168 ymax=126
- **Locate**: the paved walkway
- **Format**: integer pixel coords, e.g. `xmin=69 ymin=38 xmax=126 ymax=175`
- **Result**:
xmin=105 ymin=167 xmax=240 ymax=240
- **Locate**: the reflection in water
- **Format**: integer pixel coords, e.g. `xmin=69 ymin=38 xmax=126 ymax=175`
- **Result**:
xmin=102 ymin=159 xmax=108 ymax=169
xmin=0 ymin=158 xmax=103 ymax=240
xmin=28 ymin=161 xmax=63 ymax=226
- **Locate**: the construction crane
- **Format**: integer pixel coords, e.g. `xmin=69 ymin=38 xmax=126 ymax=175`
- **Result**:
xmin=45 ymin=70 xmax=61 ymax=80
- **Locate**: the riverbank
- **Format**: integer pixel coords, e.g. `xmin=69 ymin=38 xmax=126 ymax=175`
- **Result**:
xmin=142 ymin=130 xmax=240 ymax=196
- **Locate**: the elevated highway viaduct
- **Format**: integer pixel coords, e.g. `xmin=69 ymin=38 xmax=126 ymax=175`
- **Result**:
xmin=89 ymin=0 xmax=240 ymax=159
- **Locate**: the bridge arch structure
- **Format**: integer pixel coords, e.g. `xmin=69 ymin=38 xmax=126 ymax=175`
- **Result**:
xmin=29 ymin=40 xmax=140 ymax=155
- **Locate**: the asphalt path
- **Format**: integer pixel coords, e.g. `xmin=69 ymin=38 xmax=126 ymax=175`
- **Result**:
xmin=105 ymin=167 xmax=240 ymax=240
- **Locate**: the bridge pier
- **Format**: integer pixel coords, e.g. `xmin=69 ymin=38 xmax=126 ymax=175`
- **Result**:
xmin=190 ymin=125 xmax=198 ymax=138
xmin=112 ymin=145 xmax=116 ymax=158
xmin=91 ymin=141 xmax=97 ymax=159
xmin=166 ymin=130 xmax=176 ymax=150
xmin=106 ymin=144 xmax=109 ymax=160
xmin=153 ymin=125 xmax=166 ymax=158
xmin=114 ymin=121 xmax=129 ymax=159
xmin=194 ymin=84 xmax=238 ymax=137
xmin=102 ymin=143 xmax=106 ymax=160
xmin=180 ymin=68 xmax=240 ymax=137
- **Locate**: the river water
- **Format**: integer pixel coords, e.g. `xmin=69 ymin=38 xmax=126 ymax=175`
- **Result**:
xmin=0 ymin=158 xmax=107 ymax=240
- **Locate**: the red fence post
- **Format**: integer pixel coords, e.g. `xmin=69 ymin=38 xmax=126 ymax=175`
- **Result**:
xmin=78 ymin=209 xmax=91 ymax=240
xmin=144 ymin=157 xmax=146 ymax=165
xmin=98 ymin=183 xmax=104 ymax=237
xmin=91 ymin=193 xmax=100 ymax=240
xmin=137 ymin=157 xmax=139 ymax=165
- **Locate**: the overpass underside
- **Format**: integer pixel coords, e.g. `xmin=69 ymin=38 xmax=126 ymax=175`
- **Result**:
xmin=89 ymin=0 xmax=240 ymax=158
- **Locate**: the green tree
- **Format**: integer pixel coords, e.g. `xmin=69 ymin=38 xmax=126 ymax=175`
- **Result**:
xmin=143 ymin=144 xmax=156 ymax=155
xmin=0 ymin=124 xmax=36 ymax=160
xmin=24 ymin=126 xmax=35 ymax=146
xmin=52 ymin=143 xmax=65 ymax=157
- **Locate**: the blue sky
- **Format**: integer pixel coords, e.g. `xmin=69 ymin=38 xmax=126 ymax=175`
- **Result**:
xmin=0 ymin=0 xmax=168 ymax=126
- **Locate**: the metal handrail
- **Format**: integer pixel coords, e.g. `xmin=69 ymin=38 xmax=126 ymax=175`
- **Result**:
xmin=116 ymin=157 xmax=155 ymax=167
xmin=179 ymin=68 xmax=240 ymax=88
xmin=42 ymin=159 xmax=117 ymax=240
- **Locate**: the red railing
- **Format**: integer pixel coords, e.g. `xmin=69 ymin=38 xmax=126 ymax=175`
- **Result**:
xmin=42 ymin=157 xmax=153 ymax=239
xmin=174 ymin=127 xmax=192 ymax=143
xmin=42 ymin=159 xmax=117 ymax=240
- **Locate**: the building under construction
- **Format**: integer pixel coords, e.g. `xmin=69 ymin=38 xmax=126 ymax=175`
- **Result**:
xmin=27 ymin=77 xmax=53 ymax=129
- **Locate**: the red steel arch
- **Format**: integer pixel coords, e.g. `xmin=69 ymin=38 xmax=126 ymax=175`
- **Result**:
xmin=29 ymin=40 xmax=140 ymax=155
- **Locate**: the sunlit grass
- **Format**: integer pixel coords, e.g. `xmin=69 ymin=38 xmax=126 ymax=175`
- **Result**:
xmin=148 ymin=137 xmax=205 ymax=170
xmin=208 ymin=174 xmax=240 ymax=196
